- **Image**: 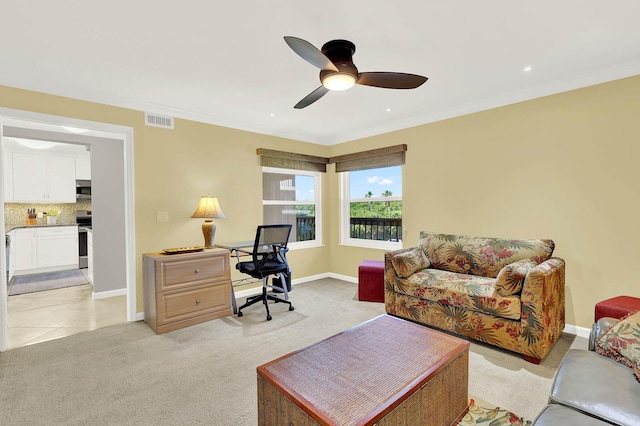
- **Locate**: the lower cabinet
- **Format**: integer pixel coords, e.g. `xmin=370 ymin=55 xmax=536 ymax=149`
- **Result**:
xmin=13 ymin=226 xmax=79 ymax=276
xmin=143 ymin=248 xmax=232 ymax=334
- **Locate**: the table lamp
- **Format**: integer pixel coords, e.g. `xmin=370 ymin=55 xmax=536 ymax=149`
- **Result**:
xmin=191 ymin=196 xmax=226 ymax=248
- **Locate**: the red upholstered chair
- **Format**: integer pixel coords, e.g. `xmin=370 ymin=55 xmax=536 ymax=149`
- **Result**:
xmin=358 ymin=260 xmax=385 ymax=303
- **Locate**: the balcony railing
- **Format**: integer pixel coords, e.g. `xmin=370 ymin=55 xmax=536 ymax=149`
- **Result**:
xmin=294 ymin=216 xmax=402 ymax=242
xmin=296 ymin=216 xmax=316 ymax=241
xmin=350 ymin=217 xmax=402 ymax=241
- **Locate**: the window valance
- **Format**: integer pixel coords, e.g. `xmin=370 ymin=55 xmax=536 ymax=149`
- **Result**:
xmin=256 ymin=148 xmax=329 ymax=172
xmin=329 ymin=144 xmax=407 ymax=172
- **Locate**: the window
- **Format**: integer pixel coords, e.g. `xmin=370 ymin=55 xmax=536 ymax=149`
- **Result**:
xmin=262 ymin=167 xmax=321 ymax=248
xmin=340 ymin=166 xmax=402 ymax=249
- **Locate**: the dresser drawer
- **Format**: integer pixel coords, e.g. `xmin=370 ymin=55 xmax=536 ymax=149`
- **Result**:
xmin=157 ymin=254 xmax=229 ymax=291
xmin=143 ymin=248 xmax=232 ymax=334
xmin=156 ymin=281 xmax=231 ymax=326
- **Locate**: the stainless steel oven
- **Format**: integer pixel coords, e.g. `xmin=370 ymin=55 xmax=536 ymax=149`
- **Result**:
xmin=76 ymin=210 xmax=92 ymax=269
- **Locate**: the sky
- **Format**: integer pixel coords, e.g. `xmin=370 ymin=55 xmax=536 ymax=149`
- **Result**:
xmin=349 ymin=166 xmax=402 ymax=199
xmin=293 ymin=166 xmax=402 ymax=202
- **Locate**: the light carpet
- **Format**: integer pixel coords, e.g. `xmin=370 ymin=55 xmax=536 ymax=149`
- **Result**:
xmin=8 ymin=269 xmax=88 ymax=296
xmin=0 ymin=278 xmax=586 ymax=425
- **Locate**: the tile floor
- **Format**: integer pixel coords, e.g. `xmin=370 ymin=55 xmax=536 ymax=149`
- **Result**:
xmin=7 ymin=274 xmax=127 ymax=349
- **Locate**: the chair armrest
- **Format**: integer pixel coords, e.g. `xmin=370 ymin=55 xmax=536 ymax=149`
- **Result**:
xmin=588 ymin=317 xmax=620 ymax=351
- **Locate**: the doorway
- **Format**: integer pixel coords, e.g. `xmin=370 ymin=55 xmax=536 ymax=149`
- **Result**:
xmin=0 ymin=109 xmax=136 ymax=351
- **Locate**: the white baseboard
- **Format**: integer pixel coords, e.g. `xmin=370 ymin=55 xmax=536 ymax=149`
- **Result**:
xmin=327 ymin=273 xmax=357 ymax=283
xmin=93 ymin=288 xmax=126 ymax=300
xmin=563 ymin=323 xmax=590 ymax=338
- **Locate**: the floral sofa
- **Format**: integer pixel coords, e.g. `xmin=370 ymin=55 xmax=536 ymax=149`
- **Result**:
xmin=384 ymin=231 xmax=566 ymax=363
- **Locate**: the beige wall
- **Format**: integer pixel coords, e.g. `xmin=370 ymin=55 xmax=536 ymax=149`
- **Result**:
xmin=328 ymin=74 xmax=640 ymax=328
xmin=0 ymin=86 xmax=331 ymax=313
xmin=1 ymin=74 xmax=639 ymax=327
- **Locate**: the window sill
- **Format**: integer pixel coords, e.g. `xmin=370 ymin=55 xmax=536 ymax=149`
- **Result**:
xmin=339 ymin=239 xmax=403 ymax=251
xmin=288 ymin=241 xmax=325 ymax=251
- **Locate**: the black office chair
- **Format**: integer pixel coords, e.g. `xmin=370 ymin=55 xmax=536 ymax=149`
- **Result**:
xmin=236 ymin=224 xmax=294 ymax=321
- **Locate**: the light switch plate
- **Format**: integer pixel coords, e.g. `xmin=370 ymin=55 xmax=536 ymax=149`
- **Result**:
xmin=156 ymin=211 xmax=169 ymax=222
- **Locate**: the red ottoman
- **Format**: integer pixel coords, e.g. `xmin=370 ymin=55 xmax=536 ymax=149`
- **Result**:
xmin=595 ymin=296 xmax=640 ymax=321
xmin=358 ymin=260 xmax=385 ymax=303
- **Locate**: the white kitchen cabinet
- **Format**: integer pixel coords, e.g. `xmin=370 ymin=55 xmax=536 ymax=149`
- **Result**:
xmin=36 ymin=227 xmax=79 ymax=270
xmin=7 ymin=230 xmax=16 ymax=282
xmin=3 ymin=151 xmax=14 ymax=202
xmin=13 ymin=226 xmax=79 ymax=276
xmin=10 ymin=153 xmax=76 ymax=203
xmin=13 ymin=228 xmax=38 ymax=273
xmin=75 ymin=157 xmax=91 ymax=180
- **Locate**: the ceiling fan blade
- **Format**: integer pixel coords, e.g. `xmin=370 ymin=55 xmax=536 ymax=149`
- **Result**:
xmin=294 ymin=86 xmax=330 ymax=109
xmin=284 ymin=36 xmax=338 ymax=72
xmin=357 ymin=72 xmax=428 ymax=89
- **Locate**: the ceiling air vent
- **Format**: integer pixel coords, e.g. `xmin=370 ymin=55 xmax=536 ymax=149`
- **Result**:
xmin=144 ymin=112 xmax=174 ymax=129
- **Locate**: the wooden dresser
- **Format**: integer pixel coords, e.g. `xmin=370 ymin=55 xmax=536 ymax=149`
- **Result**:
xmin=143 ymin=248 xmax=232 ymax=334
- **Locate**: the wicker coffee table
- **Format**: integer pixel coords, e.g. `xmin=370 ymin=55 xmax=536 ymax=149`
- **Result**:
xmin=257 ymin=315 xmax=469 ymax=425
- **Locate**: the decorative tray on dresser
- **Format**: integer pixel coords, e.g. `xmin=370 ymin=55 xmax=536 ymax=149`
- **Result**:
xmin=142 ymin=248 xmax=232 ymax=334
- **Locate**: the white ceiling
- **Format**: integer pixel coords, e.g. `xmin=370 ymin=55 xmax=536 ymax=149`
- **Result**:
xmin=1 ymin=1 xmax=639 ymax=146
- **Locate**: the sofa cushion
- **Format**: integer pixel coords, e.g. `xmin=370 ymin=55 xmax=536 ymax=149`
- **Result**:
xmin=394 ymin=269 xmax=521 ymax=320
xmin=494 ymin=259 xmax=538 ymax=296
xmin=596 ymin=310 xmax=640 ymax=381
xmin=533 ymin=404 xmax=612 ymax=426
xmin=391 ymin=249 xmax=430 ymax=278
xmin=550 ymin=349 xmax=640 ymax=426
xmin=417 ymin=231 xmax=555 ymax=278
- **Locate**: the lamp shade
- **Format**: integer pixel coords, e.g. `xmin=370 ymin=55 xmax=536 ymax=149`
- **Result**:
xmin=191 ymin=196 xmax=226 ymax=219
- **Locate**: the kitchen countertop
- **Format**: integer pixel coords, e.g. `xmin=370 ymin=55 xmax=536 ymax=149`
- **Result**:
xmin=6 ymin=223 xmax=80 ymax=232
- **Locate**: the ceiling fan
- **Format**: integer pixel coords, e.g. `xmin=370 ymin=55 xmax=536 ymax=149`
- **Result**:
xmin=284 ymin=36 xmax=428 ymax=109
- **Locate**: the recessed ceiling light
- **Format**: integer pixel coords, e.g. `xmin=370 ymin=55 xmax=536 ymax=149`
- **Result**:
xmin=523 ymin=65 xmax=533 ymax=72
xmin=270 ymin=113 xmax=276 ymax=117
xmin=386 ymin=108 xmax=392 ymax=112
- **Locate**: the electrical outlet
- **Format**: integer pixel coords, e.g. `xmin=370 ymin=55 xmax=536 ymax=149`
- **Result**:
xmin=156 ymin=211 xmax=169 ymax=222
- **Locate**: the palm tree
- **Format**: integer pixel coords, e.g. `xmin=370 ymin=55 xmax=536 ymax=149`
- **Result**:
xmin=381 ymin=190 xmax=392 ymax=217
xmin=365 ymin=191 xmax=373 ymax=212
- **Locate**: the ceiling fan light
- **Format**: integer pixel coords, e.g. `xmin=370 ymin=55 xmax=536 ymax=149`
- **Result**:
xmin=322 ymin=73 xmax=356 ymax=91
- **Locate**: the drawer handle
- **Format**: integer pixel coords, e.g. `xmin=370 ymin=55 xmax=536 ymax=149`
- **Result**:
xmin=194 ymin=268 xmax=200 ymax=274
xmin=196 ymin=299 xmax=201 ymax=305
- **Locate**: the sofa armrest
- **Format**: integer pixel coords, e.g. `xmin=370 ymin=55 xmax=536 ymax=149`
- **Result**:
xmin=384 ymin=247 xmax=415 ymax=279
xmin=384 ymin=247 xmax=415 ymax=302
xmin=520 ymin=257 xmax=566 ymax=360
xmin=588 ymin=317 xmax=620 ymax=351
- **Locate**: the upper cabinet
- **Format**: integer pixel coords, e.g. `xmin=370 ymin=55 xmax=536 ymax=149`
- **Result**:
xmin=8 ymin=152 xmax=76 ymax=203
xmin=75 ymin=157 xmax=91 ymax=180
xmin=3 ymin=151 xmax=13 ymax=201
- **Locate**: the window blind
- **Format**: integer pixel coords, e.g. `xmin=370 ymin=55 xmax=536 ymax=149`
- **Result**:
xmin=329 ymin=144 xmax=407 ymax=172
xmin=256 ymin=148 xmax=329 ymax=172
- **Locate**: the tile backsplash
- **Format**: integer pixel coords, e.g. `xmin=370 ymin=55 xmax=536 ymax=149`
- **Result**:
xmin=5 ymin=199 xmax=92 ymax=231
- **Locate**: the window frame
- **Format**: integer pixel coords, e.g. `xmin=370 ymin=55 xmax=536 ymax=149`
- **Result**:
xmin=262 ymin=166 xmax=322 ymax=250
xmin=339 ymin=167 xmax=403 ymax=251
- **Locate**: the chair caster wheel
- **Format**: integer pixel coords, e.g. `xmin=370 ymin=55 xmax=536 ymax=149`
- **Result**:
xmin=267 ymin=315 xmax=272 ymax=321
xmin=289 ymin=305 xmax=295 ymax=311
xmin=238 ymin=311 xmax=243 ymax=317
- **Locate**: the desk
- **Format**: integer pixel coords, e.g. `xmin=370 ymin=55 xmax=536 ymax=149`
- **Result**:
xmin=216 ymin=240 xmax=292 ymax=314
